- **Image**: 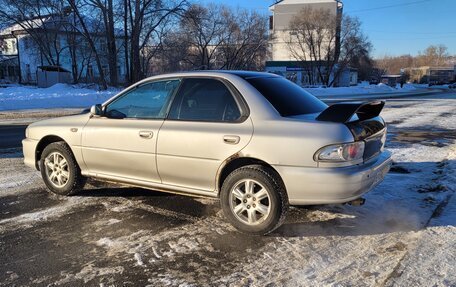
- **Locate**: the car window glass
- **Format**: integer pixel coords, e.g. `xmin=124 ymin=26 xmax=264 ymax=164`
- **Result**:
xmin=105 ymin=79 xmax=180 ymax=119
xmin=246 ymin=77 xmax=327 ymax=117
xmin=169 ymin=78 xmax=241 ymax=122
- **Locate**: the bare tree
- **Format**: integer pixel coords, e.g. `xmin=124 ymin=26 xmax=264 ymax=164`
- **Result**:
xmin=375 ymin=54 xmax=415 ymax=75
xmin=375 ymin=44 xmax=453 ymax=76
xmin=176 ymin=4 xmax=228 ymax=70
xmin=286 ymin=7 xmax=371 ymax=86
xmin=417 ymin=44 xmax=450 ymax=67
xmin=218 ymin=8 xmax=268 ymax=71
xmin=84 ymin=0 xmax=119 ymax=86
xmin=161 ymin=4 xmax=268 ymax=72
xmin=66 ymin=0 xmax=108 ymax=89
xmin=125 ymin=0 xmax=186 ymax=83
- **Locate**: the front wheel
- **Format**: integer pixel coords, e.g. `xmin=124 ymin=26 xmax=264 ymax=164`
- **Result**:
xmin=39 ymin=142 xmax=86 ymax=195
xmin=220 ymin=165 xmax=288 ymax=235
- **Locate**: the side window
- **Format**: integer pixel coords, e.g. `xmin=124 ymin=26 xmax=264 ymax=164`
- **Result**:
xmin=105 ymin=79 xmax=180 ymax=119
xmin=168 ymin=78 xmax=241 ymax=122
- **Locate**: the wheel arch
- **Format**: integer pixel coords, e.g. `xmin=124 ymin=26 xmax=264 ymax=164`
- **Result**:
xmin=35 ymin=135 xmax=69 ymax=169
xmin=216 ymin=156 xmax=286 ymax=196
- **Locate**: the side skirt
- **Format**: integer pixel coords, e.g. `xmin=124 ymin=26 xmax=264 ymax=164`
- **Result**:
xmin=82 ymin=171 xmax=219 ymax=199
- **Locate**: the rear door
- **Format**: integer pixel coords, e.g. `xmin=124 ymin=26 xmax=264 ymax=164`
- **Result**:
xmin=81 ymin=79 xmax=181 ymax=182
xmin=156 ymin=78 xmax=253 ymax=192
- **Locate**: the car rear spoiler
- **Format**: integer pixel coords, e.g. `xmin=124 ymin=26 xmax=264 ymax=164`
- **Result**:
xmin=316 ymin=101 xmax=385 ymax=123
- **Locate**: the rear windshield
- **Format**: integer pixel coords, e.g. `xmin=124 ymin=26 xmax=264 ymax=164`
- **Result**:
xmin=246 ymin=77 xmax=327 ymax=117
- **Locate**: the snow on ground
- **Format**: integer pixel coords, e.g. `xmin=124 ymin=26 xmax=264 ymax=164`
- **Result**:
xmin=0 ymin=94 xmax=455 ymax=286
xmin=0 ymin=83 xmax=118 ymax=111
xmin=304 ymin=83 xmax=421 ymax=97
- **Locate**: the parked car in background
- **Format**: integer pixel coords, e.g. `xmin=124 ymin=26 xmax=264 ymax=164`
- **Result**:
xmin=22 ymin=71 xmax=392 ymax=235
xmin=448 ymin=83 xmax=456 ymax=89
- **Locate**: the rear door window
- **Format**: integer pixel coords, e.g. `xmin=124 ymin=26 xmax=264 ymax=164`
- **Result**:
xmin=246 ymin=77 xmax=327 ymax=116
xmin=168 ymin=78 xmax=241 ymax=122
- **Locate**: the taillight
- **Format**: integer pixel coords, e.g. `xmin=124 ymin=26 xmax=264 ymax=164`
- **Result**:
xmin=315 ymin=141 xmax=365 ymax=162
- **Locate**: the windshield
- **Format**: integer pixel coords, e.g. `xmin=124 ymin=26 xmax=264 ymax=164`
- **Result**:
xmin=246 ymin=77 xmax=328 ymax=117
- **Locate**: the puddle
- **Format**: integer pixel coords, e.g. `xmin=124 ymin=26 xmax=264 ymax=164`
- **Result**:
xmin=389 ymin=164 xmax=411 ymax=174
xmin=389 ymin=129 xmax=456 ymax=147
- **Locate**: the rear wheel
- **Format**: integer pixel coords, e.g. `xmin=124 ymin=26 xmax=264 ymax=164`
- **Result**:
xmin=220 ymin=165 xmax=288 ymax=235
xmin=39 ymin=142 xmax=86 ymax=195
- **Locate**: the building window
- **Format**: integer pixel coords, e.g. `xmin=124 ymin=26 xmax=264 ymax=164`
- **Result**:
xmin=269 ymin=16 xmax=273 ymax=30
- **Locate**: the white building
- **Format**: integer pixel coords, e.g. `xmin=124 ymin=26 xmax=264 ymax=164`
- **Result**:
xmin=266 ymin=0 xmax=356 ymax=87
xmin=0 ymin=13 xmax=126 ymax=85
xmin=269 ymin=0 xmax=342 ymax=62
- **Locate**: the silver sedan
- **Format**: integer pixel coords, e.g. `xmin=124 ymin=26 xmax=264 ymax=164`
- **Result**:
xmin=23 ymin=71 xmax=392 ymax=235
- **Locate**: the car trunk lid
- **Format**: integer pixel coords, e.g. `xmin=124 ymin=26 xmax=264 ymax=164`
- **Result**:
xmin=316 ymin=101 xmax=387 ymax=161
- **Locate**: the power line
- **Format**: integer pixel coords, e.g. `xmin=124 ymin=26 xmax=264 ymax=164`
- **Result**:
xmin=347 ymin=0 xmax=432 ymax=13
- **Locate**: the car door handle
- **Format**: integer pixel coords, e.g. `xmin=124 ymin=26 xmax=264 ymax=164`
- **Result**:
xmin=223 ymin=135 xmax=240 ymax=144
xmin=139 ymin=131 xmax=154 ymax=139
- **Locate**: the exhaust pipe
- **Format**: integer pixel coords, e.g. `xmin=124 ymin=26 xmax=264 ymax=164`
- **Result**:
xmin=347 ymin=197 xmax=365 ymax=206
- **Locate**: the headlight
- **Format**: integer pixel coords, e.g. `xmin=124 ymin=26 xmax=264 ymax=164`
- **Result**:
xmin=315 ymin=141 xmax=365 ymax=162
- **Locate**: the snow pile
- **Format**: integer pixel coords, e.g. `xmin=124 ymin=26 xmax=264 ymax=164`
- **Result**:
xmin=0 ymin=84 xmax=119 ymax=111
xmin=396 ymin=83 xmax=417 ymax=91
xmin=305 ymin=83 xmax=420 ymax=97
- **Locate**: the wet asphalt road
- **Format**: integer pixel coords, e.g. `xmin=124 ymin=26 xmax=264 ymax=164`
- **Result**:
xmin=0 ymin=125 xmax=27 ymax=149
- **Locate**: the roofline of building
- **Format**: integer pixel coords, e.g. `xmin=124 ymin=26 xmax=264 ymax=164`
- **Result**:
xmin=269 ymin=0 xmax=284 ymax=7
xmin=0 ymin=27 xmax=126 ymax=40
xmin=269 ymin=0 xmax=342 ymax=7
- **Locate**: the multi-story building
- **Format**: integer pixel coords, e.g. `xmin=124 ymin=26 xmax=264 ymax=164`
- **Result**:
xmin=266 ymin=0 xmax=356 ymax=87
xmin=0 ymin=13 xmax=126 ymax=86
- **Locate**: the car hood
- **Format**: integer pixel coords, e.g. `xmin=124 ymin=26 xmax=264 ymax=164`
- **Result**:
xmin=29 ymin=113 xmax=91 ymax=129
xmin=27 ymin=113 xmax=91 ymax=141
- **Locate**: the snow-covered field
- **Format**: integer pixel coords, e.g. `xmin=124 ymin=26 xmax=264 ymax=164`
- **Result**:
xmin=0 ymin=84 xmax=118 ymax=111
xmin=0 ymin=93 xmax=455 ymax=286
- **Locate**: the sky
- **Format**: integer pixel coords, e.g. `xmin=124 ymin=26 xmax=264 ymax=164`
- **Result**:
xmin=198 ymin=0 xmax=456 ymax=58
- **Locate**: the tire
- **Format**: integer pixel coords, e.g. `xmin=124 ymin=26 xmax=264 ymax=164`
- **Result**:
xmin=39 ymin=142 xmax=86 ymax=196
xmin=220 ymin=164 xmax=288 ymax=235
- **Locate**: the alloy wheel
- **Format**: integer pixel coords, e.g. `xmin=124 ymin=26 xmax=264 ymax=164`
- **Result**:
xmin=44 ymin=152 xmax=70 ymax=188
xmin=229 ymin=179 xmax=272 ymax=226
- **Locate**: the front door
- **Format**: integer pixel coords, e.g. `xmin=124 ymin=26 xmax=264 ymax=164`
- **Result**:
xmin=157 ymin=78 xmax=253 ymax=192
xmin=81 ymin=79 xmax=181 ymax=183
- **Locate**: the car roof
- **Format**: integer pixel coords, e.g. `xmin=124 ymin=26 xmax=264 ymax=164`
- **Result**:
xmin=130 ymin=71 xmax=281 ymax=91
xmin=144 ymin=70 xmax=280 ymax=80
xmin=208 ymin=70 xmax=280 ymax=79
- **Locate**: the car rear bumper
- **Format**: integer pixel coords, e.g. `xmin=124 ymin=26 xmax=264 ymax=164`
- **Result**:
xmin=274 ymin=150 xmax=392 ymax=205
xmin=22 ymin=138 xmax=38 ymax=170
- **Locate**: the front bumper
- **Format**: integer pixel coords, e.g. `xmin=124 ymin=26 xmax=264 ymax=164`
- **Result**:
xmin=22 ymin=138 xmax=39 ymax=170
xmin=274 ymin=150 xmax=392 ymax=205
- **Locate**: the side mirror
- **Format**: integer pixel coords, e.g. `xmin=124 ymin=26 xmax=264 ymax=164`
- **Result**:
xmin=90 ymin=104 xmax=103 ymax=116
